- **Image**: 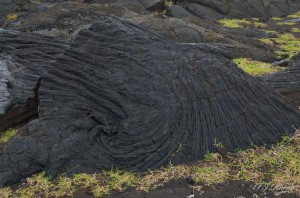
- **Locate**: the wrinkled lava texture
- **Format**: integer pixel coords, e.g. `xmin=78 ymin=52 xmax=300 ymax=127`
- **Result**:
xmin=0 ymin=17 xmax=299 ymax=186
xmin=171 ymin=0 xmax=300 ymax=19
xmin=264 ymin=62 xmax=300 ymax=110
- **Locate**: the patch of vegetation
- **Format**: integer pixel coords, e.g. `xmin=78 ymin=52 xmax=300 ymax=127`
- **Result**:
xmin=191 ymin=162 xmax=229 ymax=186
xmin=261 ymin=30 xmax=279 ymax=34
xmin=0 ymin=129 xmax=17 ymax=143
xmin=219 ymin=18 xmax=251 ymax=28
xmin=233 ymin=58 xmax=284 ymax=76
xmin=0 ymin=187 xmax=12 ymax=198
xmin=291 ymin=27 xmax=300 ymax=33
xmin=230 ymin=135 xmax=300 ymax=187
xmin=260 ymin=33 xmax=300 ymax=59
xmin=74 ymin=169 xmax=139 ymax=196
xmin=1 ymin=132 xmax=299 ymax=197
xmin=270 ymin=17 xmax=282 ymax=21
xmin=277 ymin=21 xmax=297 ymax=26
xmin=251 ymin=18 xmax=267 ymax=28
xmin=164 ymin=0 xmax=173 ymax=8
xmin=5 ymin=13 xmax=18 ymax=21
xmin=219 ymin=18 xmax=267 ymax=29
xmin=288 ymin=11 xmax=300 ymax=18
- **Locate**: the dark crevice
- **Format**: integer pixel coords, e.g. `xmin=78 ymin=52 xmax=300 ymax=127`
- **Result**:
xmin=0 ymin=78 xmax=41 ymax=132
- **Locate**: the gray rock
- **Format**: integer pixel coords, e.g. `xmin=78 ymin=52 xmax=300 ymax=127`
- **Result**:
xmin=0 ymin=59 xmax=12 ymax=115
xmin=166 ymin=5 xmax=196 ymax=18
xmin=174 ymin=0 xmax=300 ymax=19
xmin=36 ymin=2 xmax=57 ymax=12
xmin=0 ymin=17 xmax=299 ymax=186
xmin=140 ymin=0 xmax=165 ymax=11
xmin=272 ymin=60 xmax=292 ymax=67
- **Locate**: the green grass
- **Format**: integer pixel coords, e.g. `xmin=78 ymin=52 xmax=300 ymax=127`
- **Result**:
xmin=259 ymin=33 xmax=300 ymax=59
xmin=233 ymin=58 xmax=284 ymax=76
xmin=291 ymin=27 xmax=300 ymax=33
xmin=164 ymin=0 xmax=173 ymax=8
xmin=218 ymin=15 xmax=300 ymax=60
xmin=270 ymin=17 xmax=282 ymax=21
xmin=5 ymin=13 xmax=18 ymax=21
xmin=0 ymin=129 xmax=17 ymax=143
xmin=219 ymin=18 xmax=252 ymax=28
xmin=277 ymin=21 xmax=297 ymax=26
xmin=219 ymin=18 xmax=267 ymax=29
xmin=261 ymin=30 xmax=279 ymax=34
xmin=288 ymin=11 xmax=300 ymax=18
xmin=1 ymin=132 xmax=299 ymax=197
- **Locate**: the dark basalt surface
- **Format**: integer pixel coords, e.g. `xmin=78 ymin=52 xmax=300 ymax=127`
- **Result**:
xmin=170 ymin=0 xmax=300 ymax=20
xmin=0 ymin=17 xmax=299 ymax=186
xmin=264 ymin=62 xmax=300 ymax=110
xmin=0 ymin=29 xmax=68 ymax=131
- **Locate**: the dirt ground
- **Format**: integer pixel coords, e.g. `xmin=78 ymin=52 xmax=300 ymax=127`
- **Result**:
xmin=72 ymin=179 xmax=299 ymax=198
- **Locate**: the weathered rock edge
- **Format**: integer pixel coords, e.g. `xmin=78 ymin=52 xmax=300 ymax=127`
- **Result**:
xmin=0 ymin=17 xmax=299 ymax=186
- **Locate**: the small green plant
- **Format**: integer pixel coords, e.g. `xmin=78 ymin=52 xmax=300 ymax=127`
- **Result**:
xmin=190 ymin=162 xmax=229 ymax=185
xmin=260 ymin=33 xmax=300 ymax=59
xmin=270 ymin=17 xmax=282 ymax=21
xmin=0 ymin=187 xmax=12 ymax=198
xmin=213 ymin=138 xmax=224 ymax=148
xmin=5 ymin=13 xmax=18 ymax=21
xmin=0 ymin=129 xmax=17 ymax=143
xmin=253 ymin=21 xmax=267 ymax=28
xmin=277 ymin=21 xmax=297 ymax=26
xmin=233 ymin=58 xmax=284 ymax=76
xmin=164 ymin=0 xmax=173 ymax=8
xmin=219 ymin=18 xmax=267 ymax=28
xmin=288 ymin=11 xmax=300 ymax=18
xmin=291 ymin=27 xmax=300 ymax=33
xmin=168 ymin=143 xmax=185 ymax=166
xmin=261 ymin=30 xmax=279 ymax=35
xmin=204 ymin=151 xmax=216 ymax=162
xmin=219 ymin=18 xmax=251 ymax=28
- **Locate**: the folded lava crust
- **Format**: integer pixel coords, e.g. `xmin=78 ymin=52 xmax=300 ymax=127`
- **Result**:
xmin=0 ymin=17 xmax=299 ymax=186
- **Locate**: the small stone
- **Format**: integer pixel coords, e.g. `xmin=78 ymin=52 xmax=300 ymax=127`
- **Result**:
xmin=271 ymin=60 xmax=291 ymax=67
xmin=186 ymin=176 xmax=196 ymax=185
xmin=140 ymin=0 xmax=164 ymax=12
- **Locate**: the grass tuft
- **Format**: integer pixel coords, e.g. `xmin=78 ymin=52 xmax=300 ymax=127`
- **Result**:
xmin=288 ymin=11 xmax=300 ymax=18
xmin=277 ymin=21 xmax=297 ymax=26
xmin=291 ymin=27 xmax=300 ymax=33
xmin=0 ymin=134 xmax=299 ymax=197
xmin=270 ymin=17 xmax=282 ymax=21
xmin=5 ymin=13 xmax=18 ymax=21
xmin=191 ymin=162 xmax=229 ymax=185
xmin=219 ymin=18 xmax=252 ymax=28
xmin=233 ymin=58 xmax=284 ymax=76
xmin=259 ymin=33 xmax=300 ymax=59
xmin=0 ymin=129 xmax=17 ymax=143
xmin=219 ymin=18 xmax=267 ymax=28
xmin=0 ymin=187 xmax=13 ymax=198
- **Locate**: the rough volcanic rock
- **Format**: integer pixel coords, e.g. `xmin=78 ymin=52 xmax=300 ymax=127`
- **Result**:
xmin=140 ymin=0 xmax=165 ymax=12
xmin=264 ymin=62 xmax=300 ymax=110
xmin=0 ymin=1 xmax=279 ymax=62
xmin=0 ymin=29 xmax=68 ymax=131
xmin=0 ymin=17 xmax=299 ymax=186
xmin=0 ymin=0 xmax=17 ymax=16
xmin=170 ymin=0 xmax=300 ymax=20
xmin=127 ymin=15 xmax=276 ymax=62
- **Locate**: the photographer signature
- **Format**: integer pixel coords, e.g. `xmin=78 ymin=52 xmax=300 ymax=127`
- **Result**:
xmin=252 ymin=184 xmax=295 ymax=195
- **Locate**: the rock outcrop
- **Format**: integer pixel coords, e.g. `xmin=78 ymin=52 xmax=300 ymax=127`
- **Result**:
xmin=170 ymin=0 xmax=300 ymax=19
xmin=0 ymin=29 xmax=68 ymax=131
xmin=264 ymin=62 xmax=300 ymax=110
xmin=0 ymin=17 xmax=299 ymax=186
